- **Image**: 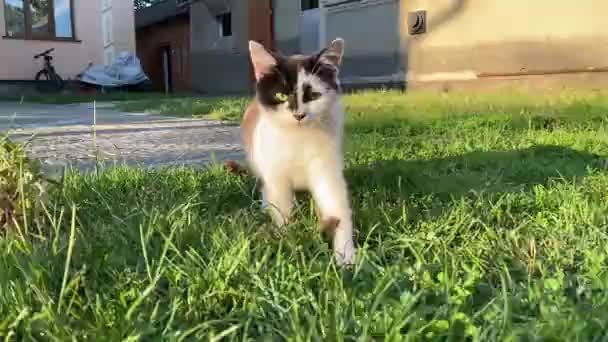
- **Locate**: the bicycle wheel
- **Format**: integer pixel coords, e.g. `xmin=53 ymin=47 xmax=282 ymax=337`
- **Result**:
xmin=35 ymin=70 xmax=64 ymax=91
xmin=35 ymin=69 xmax=50 ymax=81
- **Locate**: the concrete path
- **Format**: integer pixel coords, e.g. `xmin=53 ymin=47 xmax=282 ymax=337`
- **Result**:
xmin=0 ymin=101 xmax=162 ymax=128
xmin=0 ymin=101 xmax=244 ymax=177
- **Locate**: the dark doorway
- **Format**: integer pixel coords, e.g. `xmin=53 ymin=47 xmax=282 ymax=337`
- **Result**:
xmin=161 ymin=45 xmax=172 ymax=94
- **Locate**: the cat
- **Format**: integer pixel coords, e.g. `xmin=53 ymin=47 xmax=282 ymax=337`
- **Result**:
xmin=235 ymin=38 xmax=356 ymax=266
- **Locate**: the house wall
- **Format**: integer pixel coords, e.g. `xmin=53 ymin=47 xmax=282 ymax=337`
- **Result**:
xmin=0 ymin=0 xmax=135 ymax=81
xmin=400 ymin=0 xmax=608 ymax=86
xmin=0 ymin=1 xmax=103 ymax=80
xmin=190 ymin=0 xmax=252 ymax=95
xmin=323 ymin=0 xmax=402 ymax=83
xmin=102 ymin=0 xmax=114 ymax=64
xmin=273 ymin=1 xmax=322 ymax=55
xmin=319 ymin=0 xmax=608 ymax=89
xmin=273 ymin=0 xmax=300 ymax=54
xmin=111 ymin=0 xmax=136 ymax=56
xmin=136 ymin=15 xmax=191 ymax=92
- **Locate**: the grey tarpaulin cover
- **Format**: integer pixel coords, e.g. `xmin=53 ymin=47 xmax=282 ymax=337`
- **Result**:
xmin=79 ymin=51 xmax=149 ymax=87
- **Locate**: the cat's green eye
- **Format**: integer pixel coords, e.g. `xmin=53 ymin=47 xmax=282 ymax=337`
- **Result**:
xmin=275 ymin=92 xmax=288 ymax=102
xmin=310 ymin=91 xmax=322 ymax=100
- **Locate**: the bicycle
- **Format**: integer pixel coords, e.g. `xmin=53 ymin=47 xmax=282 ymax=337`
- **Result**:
xmin=34 ymin=48 xmax=64 ymax=91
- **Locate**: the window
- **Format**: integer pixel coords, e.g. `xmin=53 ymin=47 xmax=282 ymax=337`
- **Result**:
xmin=54 ymin=0 xmax=73 ymax=38
xmin=3 ymin=0 xmax=75 ymax=40
xmin=301 ymin=0 xmax=319 ymax=11
xmin=4 ymin=0 xmax=25 ymax=37
xmin=134 ymin=0 xmax=163 ymax=10
xmin=216 ymin=12 xmax=231 ymax=37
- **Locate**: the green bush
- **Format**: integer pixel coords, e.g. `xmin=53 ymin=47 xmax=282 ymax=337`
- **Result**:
xmin=0 ymin=136 xmax=49 ymax=233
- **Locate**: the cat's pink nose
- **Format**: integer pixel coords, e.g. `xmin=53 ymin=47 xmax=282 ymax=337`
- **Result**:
xmin=293 ymin=113 xmax=306 ymax=121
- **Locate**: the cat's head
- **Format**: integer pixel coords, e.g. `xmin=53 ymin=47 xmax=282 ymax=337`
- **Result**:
xmin=249 ymin=38 xmax=345 ymax=125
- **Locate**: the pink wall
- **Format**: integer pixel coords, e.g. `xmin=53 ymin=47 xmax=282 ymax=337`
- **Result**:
xmin=0 ymin=1 xmax=135 ymax=80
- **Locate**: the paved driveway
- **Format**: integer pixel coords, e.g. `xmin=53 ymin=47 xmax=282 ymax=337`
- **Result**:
xmin=0 ymin=101 xmax=166 ymax=128
xmin=0 ymin=101 xmax=244 ymax=176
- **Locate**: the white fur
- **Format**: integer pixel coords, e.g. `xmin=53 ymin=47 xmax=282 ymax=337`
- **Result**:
xmin=249 ymin=73 xmax=356 ymax=266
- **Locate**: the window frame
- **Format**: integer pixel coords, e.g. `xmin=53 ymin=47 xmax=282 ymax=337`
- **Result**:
xmin=301 ymin=0 xmax=319 ymax=11
xmin=3 ymin=0 xmax=78 ymax=42
xmin=216 ymin=12 xmax=231 ymax=37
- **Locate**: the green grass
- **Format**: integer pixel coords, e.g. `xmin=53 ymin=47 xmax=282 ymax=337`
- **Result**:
xmin=0 ymin=91 xmax=179 ymax=105
xmin=113 ymin=87 xmax=608 ymax=123
xmin=116 ymin=96 xmax=250 ymax=121
xmin=2 ymin=89 xmax=608 ymax=340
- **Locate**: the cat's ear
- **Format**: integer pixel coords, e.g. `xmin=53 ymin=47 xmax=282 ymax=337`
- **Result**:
xmin=249 ymin=41 xmax=277 ymax=81
xmin=319 ymin=38 xmax=345 ymax=67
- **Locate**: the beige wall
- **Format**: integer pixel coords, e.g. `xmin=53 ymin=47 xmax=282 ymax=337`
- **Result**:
xmin=0 ymin=0 xmax=135 ymax=80
xmin=400 ymin=0 xmax=608 ymax=82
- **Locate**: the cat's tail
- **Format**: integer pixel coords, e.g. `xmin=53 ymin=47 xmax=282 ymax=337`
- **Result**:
xmin=224 ymin=160 xmax=264 ymax=193
xmin=223 ymin=160 xmax=250 ymax=177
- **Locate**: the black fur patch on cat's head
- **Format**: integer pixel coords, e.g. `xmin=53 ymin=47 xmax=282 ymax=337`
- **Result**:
xmin=249 ymin=39 xmax=345 ymax=111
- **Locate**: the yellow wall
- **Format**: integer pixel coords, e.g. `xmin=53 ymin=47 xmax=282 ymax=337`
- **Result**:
xmin=400 ymin=0 xmax=608 ymax=80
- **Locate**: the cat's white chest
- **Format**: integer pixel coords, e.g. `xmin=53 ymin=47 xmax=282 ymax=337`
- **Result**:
xmin=252 ymin=115 xmax=341 ymax=190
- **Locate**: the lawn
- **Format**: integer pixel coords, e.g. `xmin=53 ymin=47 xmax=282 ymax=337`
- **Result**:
xmin=0 ymin=91 xmax=174 ymax=105
xmin=114 ymin=95 xmax=249 ymax=121
xmin=1 ymin=89 xmax=608 ymax=340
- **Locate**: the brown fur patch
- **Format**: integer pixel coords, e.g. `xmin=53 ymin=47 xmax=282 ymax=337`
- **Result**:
xmin=223 ymin=101 xmax=263 ymax=178
xmin=320 ymin=216 xmax=341 ymax=235
xmin=241 ymin=101 xmax=261 ymax=160
xmin=223 ymin=160 xmax=248 ymax=176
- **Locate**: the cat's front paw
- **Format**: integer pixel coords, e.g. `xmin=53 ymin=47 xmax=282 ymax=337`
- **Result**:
xmin=335 ymin=245 xmax=356 ymax=267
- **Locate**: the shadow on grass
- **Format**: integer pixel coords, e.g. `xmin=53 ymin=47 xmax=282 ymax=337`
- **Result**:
xmin=346 ymin=144 xmax=606 ymax=227
xmin=58 ymin=144 xmax=605 ymax=250
xmin=61 ymin=144 xmax=604 ymax=229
